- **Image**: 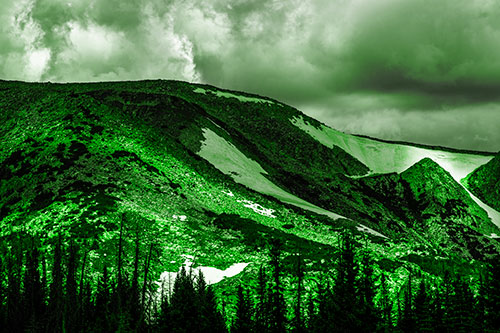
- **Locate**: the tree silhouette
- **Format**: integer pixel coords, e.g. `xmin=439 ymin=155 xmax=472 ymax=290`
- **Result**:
xmin=414 ymin=280 xmax=433 ymax=332
xmin=255 ymin=264 xmax=270 ymax=332
xmin=268 ymin=239 xmax=286 ymax=333
xmin=0 ymin=228 xmax=498 ymax=332
xmin=232 ymin=285 xmax=254 ymax=333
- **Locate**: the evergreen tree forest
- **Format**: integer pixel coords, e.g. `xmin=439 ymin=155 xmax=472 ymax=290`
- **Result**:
xmin=1 ymin=229 xmax=500 ymax=332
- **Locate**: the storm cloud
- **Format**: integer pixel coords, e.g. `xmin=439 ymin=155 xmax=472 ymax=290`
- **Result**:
xmin=1 ymin=0 xmax=499 ymax=151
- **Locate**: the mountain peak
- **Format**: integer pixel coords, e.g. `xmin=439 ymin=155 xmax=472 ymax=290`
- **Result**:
xmin=402 ymin=157 xmax=451 ymax=180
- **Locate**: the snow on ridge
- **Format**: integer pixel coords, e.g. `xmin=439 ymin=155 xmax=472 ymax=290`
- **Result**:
xmin=291 ymin=116 xmax=494 ymax=182
xmin=356 ymin=224 xmax=388 ymax=239
xmin=193 ymin=87 xmax=274 ymax=104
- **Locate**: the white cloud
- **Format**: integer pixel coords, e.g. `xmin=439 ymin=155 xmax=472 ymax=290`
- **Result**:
xmin=66 ymin=21 xmax=120 ymax=60
xmin=26 ymin=48 xmax=51 ymax=80
xmin=0 ymin=0 xmax=50 ymax=80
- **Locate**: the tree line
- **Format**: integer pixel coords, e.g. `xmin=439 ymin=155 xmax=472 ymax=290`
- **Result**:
xmin=1 ymin=230 xmax=500 ymax=332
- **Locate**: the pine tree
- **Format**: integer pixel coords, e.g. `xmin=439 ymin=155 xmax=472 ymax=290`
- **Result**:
xmin=49 ymin=235 xmax=64 ymax=332
xmin=232 ymin=285 xmax=253 ymax=333
xmin=268 ymin=239 xmax=286 ymax=333
xmin=359 ymin=253 xmax=379 ymax=332
xmin=414 ymin=280 xmax=433 ymax=332
xmin=379 ymin=273 xmax=393 ymax=332
xmin=142 ymin=241 xmax=155 ymax=323
xmin=81 ymin=282 xmax=93 ymax=330
xmin=431 ymin=285 xmax=445 ymax=332
xmin=449 ymin=277 xmax=476 ymax=333
xmin=130 ymin=220 xmax=142 ymax=329
xmin=23 ymin=241 xmax=45 ymax=330
xmin=304 ymin=290 xmax=316 ymax=331
xmin=167 ymin=266 xmax=199 ymax=332
xmin=475 ymin=273 xmax=486 ymax=330
xmin=6 ymin=234 xmax=24 ymax=332
xmin=441 ymin=270 xmax=456 ymax=331
xmin=197 ymin=270 xmax=210 ymax=331
xmin=332 ymin=232 xmax=361 ymax=332
xmin=117 ymin=213 xmax=125 ymax=312
xmin=65 ymin=240 xmax=79 ymax=332
xmin=398 ymin=271 xmax=416 ymax=332
xmin=203 ymin=285 xmax=227 ymax=333
xmin=255 ymin=265 xmax=269 ymax=332
xmin=292 ymin=254 xmax=305 ymax=333
xmin=484 ymin=258 xmax=500 ymax=331
xmin=95 ymin=266 xmax=112 ymax=332
xmin=310 ymin=282 xmax=336 ymax=333
xmin=157 ymin=277 xmax=171 ymax=332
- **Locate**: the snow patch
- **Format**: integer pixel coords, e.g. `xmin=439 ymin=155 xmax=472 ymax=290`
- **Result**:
xmin=198 ymin=128 xmax=387 ymax=238
xmin=222 ymin=190 xmax=234 ymax=197
xmin=194 ymin=87 xmax=274 ymax=104
xmin=237 ymin=199 xmax=276 ymax=218
xmin=172 ymin=214 xmax=187 ymax=221
xmin=160 ymin=255 xmax=249 ymax=288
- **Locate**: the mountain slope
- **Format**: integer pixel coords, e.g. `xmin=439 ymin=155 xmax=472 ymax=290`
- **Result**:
xmin=0 ymin=80 xmax=372 ymax=285
xmin=1 ymin=78 xmax=499 ymax=296
xmin=464 ymin=153 xmax=500 ymax=212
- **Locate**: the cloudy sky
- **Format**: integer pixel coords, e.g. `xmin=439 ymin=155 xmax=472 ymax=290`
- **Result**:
xmin=1 ymin=0 xmax=500 ymax=152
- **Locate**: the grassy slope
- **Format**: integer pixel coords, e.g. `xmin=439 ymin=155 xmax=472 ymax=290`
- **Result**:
xmin=0 ymin=82 xmax=351 ymax=273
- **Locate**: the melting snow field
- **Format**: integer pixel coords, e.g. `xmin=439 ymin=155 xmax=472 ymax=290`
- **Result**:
xmin=197 ymin=128 xmax=387 ymax=238
xmin=160 ymin=255 xmax=249 ymax=289
xmin=291 ymin=116 xmax=500 ymax=228
xmin=198 ymin=128 xmax=345 ymax=220
xmin=193 ymin=87 xmax=275 ymax=104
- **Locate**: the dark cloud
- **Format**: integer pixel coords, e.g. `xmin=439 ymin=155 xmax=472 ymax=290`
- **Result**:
xmin=0 ymin=0 xmax=499 ymax=151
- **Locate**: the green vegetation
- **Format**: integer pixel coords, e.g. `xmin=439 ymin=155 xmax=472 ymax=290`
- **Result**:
xmin=1 ymin=79 xmax=500 ymax=330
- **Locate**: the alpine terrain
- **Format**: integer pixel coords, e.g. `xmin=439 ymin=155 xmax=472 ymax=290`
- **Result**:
xmin=1 ymin=79 xmax=500 ymax=331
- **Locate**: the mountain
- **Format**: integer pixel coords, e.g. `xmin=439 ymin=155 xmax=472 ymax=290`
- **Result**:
xmin=1 ymin=79 xmax=500 ymax=318
xmin=464 ymin=152 xmax=500 ymax=211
